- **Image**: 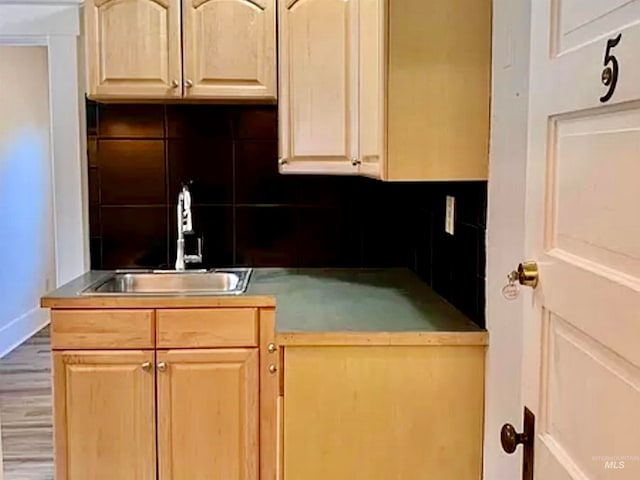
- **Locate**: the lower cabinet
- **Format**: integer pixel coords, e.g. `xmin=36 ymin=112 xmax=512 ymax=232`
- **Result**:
xmin=54 ymin=348 xmax=259 ymax=480
xmin=283 ymin=345 xmax=486 ymax=480
xmin=53 ymin=350 xmax=157 ymax=480
xmin=157 ymin=349 xmax=259 ymax=480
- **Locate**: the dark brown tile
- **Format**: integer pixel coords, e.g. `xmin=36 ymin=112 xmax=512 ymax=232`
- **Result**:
xmin=86 ymin=100 xmax=97 ymax=136
xmin=168 ymin=139 xmax=233 ymax=204
xmin=361 ymin=206 xmax=411 ymax=267
xmin=166 ymin=105 xmax=231 ymax=138
xmin=90 ymin=237 xmax=102 ymax=269
xmin=101 ymin=206 xmax=168 ymax=269
xmin=168 ymin=206 xmax=233 ymax=268
xmin=235 ymin=140 xmax=296 ymax=204
xmin=89 ymin=205 xmax=100 ymax=237
xmin=452 ymin=223 xmax=481 ymax=280
xmin=292 ymin=175 xmax=364 ymax=206
xmin=88 ymin=137 xmax=98 ymax=167
xmin=98 ymin=104 xmax=164 ymax=138
xmin=413 ymin=209 xmax=433 ymax=284
xmin=233 ymin=107 xmax=277 ymax=140
xmin=98 ymin=140 xmax=166 ymax=205
xmin=236 ymin=206 xmax=298 ymax=266
xmin=295 ymin=207 xmax=361 ymax=267
xmin=88 ymin=167 xmax=100 ymax=205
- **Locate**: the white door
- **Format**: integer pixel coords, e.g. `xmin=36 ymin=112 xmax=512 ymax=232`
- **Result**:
xmin=520 ymin=0 xmax=640 ymax=478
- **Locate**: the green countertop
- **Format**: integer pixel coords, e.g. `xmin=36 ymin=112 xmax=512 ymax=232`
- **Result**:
xmin=247 ymin=268 xmax=482 ymax=333
xmin=42 ymin=268 xmax=483 ymax=335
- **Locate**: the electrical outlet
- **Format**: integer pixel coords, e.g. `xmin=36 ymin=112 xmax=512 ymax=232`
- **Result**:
xmin=445 ymin=196 xmax=455 ymax=235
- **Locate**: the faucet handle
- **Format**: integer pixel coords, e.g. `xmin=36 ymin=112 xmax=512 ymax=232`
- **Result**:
xmin=185 ymin=237 xmax=203 ymax=264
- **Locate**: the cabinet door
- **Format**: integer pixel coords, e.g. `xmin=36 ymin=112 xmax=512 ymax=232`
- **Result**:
xmin=182 ymin=0 xmax=276 ymax=100
xmin=284 ymin=346 xmax=485 ymax=480
xmin=53 ymin=351 xmax=156 ymax=480
xmin=85 ymin=0 xmax=182 ymax=99
xmin=157 ymin=349 xmax=259 ymax=480
xmin=278 ymin=0 xmax=359 ymax=174
xmin=358 ymin=0 xmax=385 ymax=179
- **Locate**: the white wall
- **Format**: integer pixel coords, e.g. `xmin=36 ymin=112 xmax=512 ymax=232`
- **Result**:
xmin=484 ymin=0 xmax=531 ymax=478
xmin=0 ymin=46 xmax=55 ymax=357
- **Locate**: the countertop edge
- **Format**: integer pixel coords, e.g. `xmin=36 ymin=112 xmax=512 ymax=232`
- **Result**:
xmin=40 ymin=295 xmax=277 ymax=309
xmin=276 ymin=330 xmax=488 ymax=346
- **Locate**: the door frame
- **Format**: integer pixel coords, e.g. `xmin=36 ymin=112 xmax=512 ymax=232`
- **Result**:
xmin=484 ymin=0 xmax=532 ymax=478
xmin=0 ymin=2 xmax=86 ymax=359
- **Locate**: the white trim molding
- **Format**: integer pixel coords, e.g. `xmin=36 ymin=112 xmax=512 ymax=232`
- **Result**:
xmin=0 ymin=3 xmax=87 ymax=287
xmin=0 ymin=2 xmax=86 ymax=363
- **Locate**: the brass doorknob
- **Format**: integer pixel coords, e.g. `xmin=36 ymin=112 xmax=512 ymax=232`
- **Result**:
xmin=141 ymin=361 xmax=152 ymax=372
xmin=157 ymin=362 xmax=167 ymax=372
xmin=500 ymin=423 xmax=528 ymax=454
xmin=171 ymin=79 xmax=179 ymax=88
xmin=517 ymin=261 xmax=539 ymax=288
xmin=185 ymin=79 xmax=193 ymax=88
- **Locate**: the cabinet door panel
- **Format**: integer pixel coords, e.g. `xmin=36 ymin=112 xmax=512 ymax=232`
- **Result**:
xmin=278 ymin=0 xmax=359 ymax=174
xmin=358 ymin=0 xmax=385 ymax=179
xmin=53 ymin=350 xmax=156 ymax=480
xmin=85 ymin=0 xmax=182 ymax=99
xmin=183 ymin=0 xmax=276 ymax=99
xmin=157 ymin=349 xmax=259 ymax=480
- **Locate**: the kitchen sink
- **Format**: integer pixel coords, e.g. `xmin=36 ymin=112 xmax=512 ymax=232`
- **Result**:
xmin=80 ymin=268 xmax=252 ymax=296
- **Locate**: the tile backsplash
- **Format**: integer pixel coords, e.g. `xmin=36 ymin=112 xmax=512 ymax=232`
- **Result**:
xmin=87 ymin=101 xmax=486 ymax=326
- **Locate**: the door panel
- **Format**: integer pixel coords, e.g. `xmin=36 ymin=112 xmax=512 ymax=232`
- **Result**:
xmin=526 ymin=1 xmax=640 ymax=478
xmin=358 ymin=0 xmax=385 ymax=179
xmin=85 ymin=0 xmax=182 ymax=98
xmin=183 ymin=0 xmax=276 ymax=99
xmin=278 ymin=0 xmax=359 ymax=174
xmin=53 ymin=351 xmax=156 ymax=480
xmin=157 ymin=349 xmax=259 ymax=480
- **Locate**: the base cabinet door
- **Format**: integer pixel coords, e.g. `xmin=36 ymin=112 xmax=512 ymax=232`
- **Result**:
xmin=284 ymin=346 xmax=485 ymax=480
xmin=157 ymin=348 xmax=259 ymax=480
xmin=53 ymin=350 xmax=157 ymax=480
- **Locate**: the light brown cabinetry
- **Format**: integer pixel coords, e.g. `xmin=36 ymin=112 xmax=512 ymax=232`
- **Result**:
xmin=50 ymin=308 xmax=276 ymax=480
xmin=86 ymin=0 xmax=276 ymax=100
xmin=158 ymin=349 xmax=259 ymax=480
xmin=283 ymin=345 xmax=485 ymax=480
xmin=278 ymin=0 xmax=358 ymax=174
xmin=278 ymin=0 xmax=491 ymax=180
xmin=53 ymin=350 xmax=157 ymax=480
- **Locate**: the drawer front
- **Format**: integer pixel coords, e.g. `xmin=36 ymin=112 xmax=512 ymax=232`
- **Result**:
xmin=51 ymin=310 xmax=155 ymax=350
xmin=157 ymin=308 xmax=258 ymax=348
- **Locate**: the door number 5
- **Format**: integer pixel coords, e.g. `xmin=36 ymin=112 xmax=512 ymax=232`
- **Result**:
xmin=600 ymin=33 xmax=622 ymax=103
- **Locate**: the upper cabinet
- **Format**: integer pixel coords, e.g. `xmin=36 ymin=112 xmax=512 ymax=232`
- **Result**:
xmin=85 ymin=0 xmax=276 ymax=101
xmin=182 ymin=0 xmax=276 ymax=99
xmin=278 ymin=0 xmax=359 ymax=175
xmin=278 ymin=0 xmax=492 ymax=181
xmin=85 ymin=0 xmax=182 ymax=99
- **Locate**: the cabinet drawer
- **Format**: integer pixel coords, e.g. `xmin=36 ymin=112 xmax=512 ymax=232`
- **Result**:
xmin=51 ymin=310 xmax=155 ymax=350
xmin=157 ymin=309 xmax=258 ymax=348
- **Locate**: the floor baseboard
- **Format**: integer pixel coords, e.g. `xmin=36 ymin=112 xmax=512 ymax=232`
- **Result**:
xmin=0 ymin=307 xmax=50 ymax=359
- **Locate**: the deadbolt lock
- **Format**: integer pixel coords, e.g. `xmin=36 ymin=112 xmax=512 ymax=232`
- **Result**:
xmin=517 ymin=261 xmax=539 ymax=289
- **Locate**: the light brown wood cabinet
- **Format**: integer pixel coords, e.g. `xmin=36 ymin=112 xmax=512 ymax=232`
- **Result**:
xmin=278 ymin=0 xmax=491 ymax=181
xmin=51 ymin=308 xmax=276 ymax=480
xmin=157 ymin=349 xmax=259 ymax=480
xmin=86 ymin=0 xmax=276 ymax=100
xmin=53 ymin=350 xmax=157 ymax=480
xmin=283 ymin=345 xmax=485 ymax=480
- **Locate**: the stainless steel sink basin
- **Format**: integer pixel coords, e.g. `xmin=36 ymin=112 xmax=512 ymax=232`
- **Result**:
xmin=80 ymin=268 xmax=252 ymax=296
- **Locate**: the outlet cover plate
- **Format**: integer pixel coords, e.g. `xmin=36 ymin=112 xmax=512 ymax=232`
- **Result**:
xmin=445 ymin=196 xmax=455 ymax=235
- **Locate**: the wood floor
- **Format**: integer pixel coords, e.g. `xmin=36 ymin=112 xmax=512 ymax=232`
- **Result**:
xmin=0 ymin=328 xmax=53 ymax=480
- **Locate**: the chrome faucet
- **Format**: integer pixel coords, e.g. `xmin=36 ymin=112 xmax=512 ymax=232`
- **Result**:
xmin=175 ymin=184 xmax=202 ymax=270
